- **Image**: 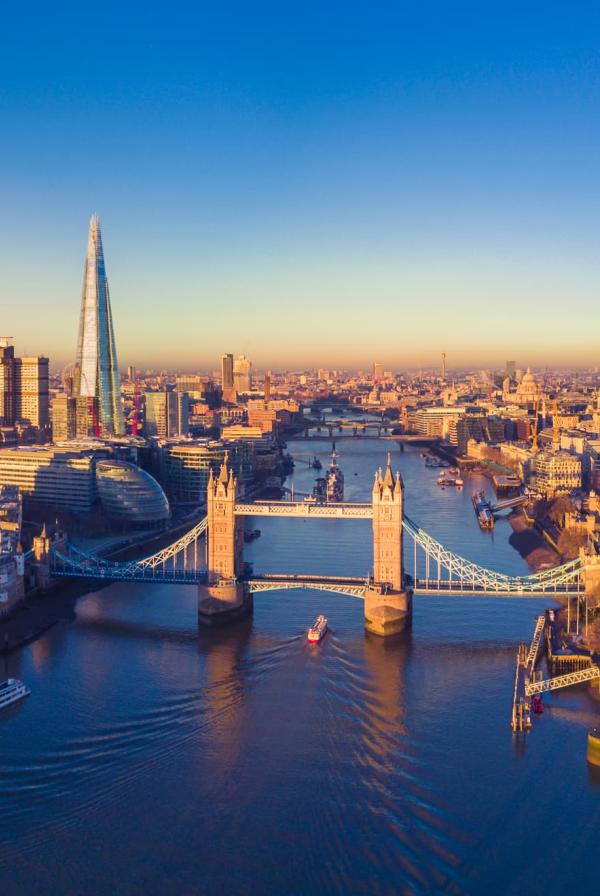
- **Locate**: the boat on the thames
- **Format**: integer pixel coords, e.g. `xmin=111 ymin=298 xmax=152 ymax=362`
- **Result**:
xmin=307 ymin=615 xmax=328 ymax=643
xmin=0 ymin=679 xmax=30 ymax=710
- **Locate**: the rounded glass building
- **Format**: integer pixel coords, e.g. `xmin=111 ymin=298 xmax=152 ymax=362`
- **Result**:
xmin=95 ymin=460 xmax=170 ymax=527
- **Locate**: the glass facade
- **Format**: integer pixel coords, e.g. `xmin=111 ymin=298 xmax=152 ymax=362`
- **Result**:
xmin=158 ymin=440 xmax=253 ymax=505
xmin=73 ymin=215 xmax=124 ymax=436
xmin=96 ymin=460 xmax=170 ymax=526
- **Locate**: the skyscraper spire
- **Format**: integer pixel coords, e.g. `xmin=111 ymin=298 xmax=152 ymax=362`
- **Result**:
xmin=73 ymin=215 xmax=124 ymax=436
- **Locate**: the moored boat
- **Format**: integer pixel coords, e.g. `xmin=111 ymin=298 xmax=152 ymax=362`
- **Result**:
xmin=472 ymin=491 xmax=494 ymax=529
xmin=326 ymin=448 xmax=344 ymax=502
xmin=0 ymin=678 xmax=30 ymax=710
xmin=532 ymin=694 xmax=544 ymax=714
xmin=307 ymin=615 xmax=328 ymax=643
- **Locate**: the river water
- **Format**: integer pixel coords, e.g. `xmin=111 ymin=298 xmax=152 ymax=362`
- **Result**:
xmin=2 ymin=440 xmax=600 ymax=895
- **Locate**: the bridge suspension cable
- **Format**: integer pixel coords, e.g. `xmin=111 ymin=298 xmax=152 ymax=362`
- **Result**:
xmin=51 ymin=516 xmax=208 ymax=582
xmin=403 ymin=515 xmax=583 ymax=594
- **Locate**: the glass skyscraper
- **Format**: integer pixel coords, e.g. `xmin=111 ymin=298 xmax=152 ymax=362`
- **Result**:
xmin=73 ymin=215 xmax=124 ymax=436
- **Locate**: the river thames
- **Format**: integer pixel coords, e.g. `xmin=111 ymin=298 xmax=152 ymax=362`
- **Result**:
xmin=2 ymin=439 xmax=600 ymax=895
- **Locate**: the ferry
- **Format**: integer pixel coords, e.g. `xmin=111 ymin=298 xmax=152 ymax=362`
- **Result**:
xmin=311 ymin=456 xmax=322 ymax=470
xmin=0 ymin=678 xmax=30 ymax=710
xmin=308 ymin=615 xmax=328 ymax=643
xmin=455 ymin=478 xmax=464 ymax=489
xmin=326 ymin=448 xmax=344 ymax=502
xmin=449 ymin=466 xmax=460 ymax=476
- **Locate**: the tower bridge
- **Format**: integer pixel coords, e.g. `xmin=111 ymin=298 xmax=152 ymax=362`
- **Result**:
xmin=45 ymin=453 xmax=593 ymax=637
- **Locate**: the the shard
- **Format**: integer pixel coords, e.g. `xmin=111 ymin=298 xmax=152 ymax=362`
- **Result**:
xmin=73 ymin=215 xmax=124 ymax=436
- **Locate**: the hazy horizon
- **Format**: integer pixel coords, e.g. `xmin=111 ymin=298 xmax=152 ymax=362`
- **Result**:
xmin=2 ymin=3 xmax=600 ymax=371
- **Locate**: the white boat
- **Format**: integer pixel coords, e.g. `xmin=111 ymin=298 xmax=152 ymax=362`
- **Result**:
xmin=0 ymin=678 xmax=30 ymax=709
xmin=308 ymin=615 xmax=328 ymax=643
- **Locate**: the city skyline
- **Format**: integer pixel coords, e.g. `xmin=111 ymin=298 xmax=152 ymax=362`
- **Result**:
xmin=2 ymin=4 xmax=600 ymax=369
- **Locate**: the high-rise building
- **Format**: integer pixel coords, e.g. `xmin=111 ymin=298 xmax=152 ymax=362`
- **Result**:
xmin=0 ymin=339 xmax=15 ymax=425
xmin=144 ymin=391 xmax=189 ymax=438
xmin=221 ymin=354 xmax=234 ymax=391
xmin=127 ymin=365 xmax=136 ymax=382
xmin=51 ymin=395 xmax=98 ymax=441
xmin=441 ymin=352 xmax=447 ymax=381
xmin=15 ymin=357 xmax=49 ymax=430
xmin=0 ymin=339 xmax=49 ymax=434
xmin=373 ymin=362 xmax=384 ymax=382
xmin=233 ymin=354 xmax=252 ymax=393
xmin=73 ymin=215 xmax=124 ymax=436
xmin=506 ymin=360 xmax=516 ymax=379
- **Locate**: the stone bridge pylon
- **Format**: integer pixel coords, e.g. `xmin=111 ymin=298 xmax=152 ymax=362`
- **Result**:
xmin=198 ymin=458 xmax=251 ymax=623
xmin=366 ymin=459 xmax=412 ymax=636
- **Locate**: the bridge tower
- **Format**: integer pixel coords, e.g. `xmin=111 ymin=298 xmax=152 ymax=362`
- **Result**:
xmin=198 ymin=455 xmax=250 ymax=624
xmin=364 ymin=453 xmax=413 ymax=636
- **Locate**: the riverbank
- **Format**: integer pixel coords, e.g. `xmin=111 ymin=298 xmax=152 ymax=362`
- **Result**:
xmin=508 ymin=510 xmax=560 ymax=571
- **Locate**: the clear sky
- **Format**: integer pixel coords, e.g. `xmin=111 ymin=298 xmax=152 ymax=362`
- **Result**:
xmin=1 ymin=1 xmax=600 ymax=371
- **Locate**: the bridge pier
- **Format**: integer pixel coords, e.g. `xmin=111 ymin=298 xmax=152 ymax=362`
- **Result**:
xmin=198 ymin=581 xmax=252 ymax=626
xmin=364 ymin=586 xmax=412 ymax=636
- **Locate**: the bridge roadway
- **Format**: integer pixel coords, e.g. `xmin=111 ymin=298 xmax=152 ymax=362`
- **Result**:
xmin=247 ymin=574 xmax=372 ymax=598
xmin=50 ymin=563 xmax=583 ymax=597
xmin=412 ymin=579 xmax=582 ymax=597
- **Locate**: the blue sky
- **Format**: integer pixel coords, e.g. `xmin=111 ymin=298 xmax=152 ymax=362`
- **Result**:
xmin=1 ymin=2 xmax=600 ymax=370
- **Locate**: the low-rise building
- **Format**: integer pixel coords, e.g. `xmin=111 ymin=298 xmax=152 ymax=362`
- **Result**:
xmin=0 ymin=445 xmax=98 ymax=512
xmin=0 ymin=485 xmax=22 ymax=553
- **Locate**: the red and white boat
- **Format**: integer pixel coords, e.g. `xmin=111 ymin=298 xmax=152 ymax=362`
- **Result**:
xmin=307 ymin=615 xmax=328 ymax=643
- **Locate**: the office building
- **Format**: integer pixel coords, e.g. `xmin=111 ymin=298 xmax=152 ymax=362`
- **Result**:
xmin=52 ymin=395 xmax=99 ymax=441
xmin=158 ymin=440 xmax=252 ymax=504
xmin=127 ymin=365 xmax=136 ymax=382
xmin=15 ymin=356 xmax=49 ymax=430
xmin=409 ymin=407 xmax=465 ymax=444
xmin=73 ymin=215 xmax=124 ymax=436
xmin=144 ymin=391 xmax=189 ymax=438
xmin=0 ymin=339 xmax=16 ymax=424
xmin=221 ymin=354 xmax=234 ymax=390
xmin=95 ymin=460 xmax=170 ymax=527
xmin=233 ymin=354 xmax=252 ymax=393
xmin=506 ymin=360 xmax=516 ymax=379
xmin=529 ymin=451 xmax=582 ymax=497
xmin=0 ymin=446 xmax=98 ymax=513
xmin=0 ymin=339 xmax=49 ymax=433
